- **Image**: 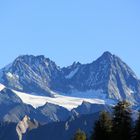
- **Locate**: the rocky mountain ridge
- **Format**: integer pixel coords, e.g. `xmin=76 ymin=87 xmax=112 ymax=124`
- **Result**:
xmin=0 ymin=51 xmax=140 ymax=105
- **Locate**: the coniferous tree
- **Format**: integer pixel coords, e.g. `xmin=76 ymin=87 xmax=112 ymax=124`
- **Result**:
xmin=91 ymin=111 xmax=112 ymax=140
xmin=112 ymin=101 xmax=132 ymax=140
xmin=133 ymin=112 xmax=140 ymax=140
xmin=73 ymin=129 xmax=87 ymax=140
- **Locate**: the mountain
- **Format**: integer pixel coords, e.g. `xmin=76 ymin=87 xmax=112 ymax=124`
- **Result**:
xmin=0 ymin=85 xmax=71 ymax=124
xmin=0 ymin=85 xmax=101 ymax=122
xmin=0 ymin=51 xmax=139 ymax=122
xmin=25 ymin=112 xmax=100 ymax=140
xmin=0 ymin=52 xmax=139 ymax=104
xmin=0 ymin=87 xmax=47 ymax=123
xmin=0 ymin=52 xmax=140 ymax=106
xmin=0 ymin=51 xmax=140 ymax=140
xmin=71 ymin=101 xmax=111 ymax=116
xmin=64 ymin=51 xmax=140 ymax=104
xmin=0 ymin=55 xmax=66 ymax=96
xmin=37 ymin=103 xmax=71 ymax=122
xmin=0 ymin=112 xmax=99 ymax=140
xmin=0 ymin=113 xmax=99 ymax=140
xmin=62 ymin=61 xmax=81 ymax=79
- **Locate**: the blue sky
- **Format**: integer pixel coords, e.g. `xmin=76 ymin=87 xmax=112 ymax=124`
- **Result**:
xmin=0 ymin=0 xmax=140 ymax=77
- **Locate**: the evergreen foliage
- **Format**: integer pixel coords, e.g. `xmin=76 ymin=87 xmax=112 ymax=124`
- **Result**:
xmin=133 ymin=112 xmax=140 ymax=140
xmin=111 ymin=101 xmax=132 ymax=140
xmin=91 ymin=111 xmax=112 ymax=140
xmin=73 ymin=129 xmax=87 ymax=140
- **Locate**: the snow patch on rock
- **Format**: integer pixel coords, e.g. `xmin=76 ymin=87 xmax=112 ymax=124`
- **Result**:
xmin=0 ymin=83 xmax=5 ymax=91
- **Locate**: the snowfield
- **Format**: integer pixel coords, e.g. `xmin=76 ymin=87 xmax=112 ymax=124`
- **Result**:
xmin=0 ymin=84 xmax=5 ymax=91
xmin=12 ymin=89 xmax=116 ymax=111
xmin=0 ymin=82 xmax=116 ymax=111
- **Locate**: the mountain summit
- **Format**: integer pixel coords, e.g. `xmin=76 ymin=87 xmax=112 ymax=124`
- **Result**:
xmin=0 ymin=55 xmax=65 ymax=96
xmin=0 ymin=52 xmax=140 ymax=104
xmin=68 ymin=52 xmax=140 ymax=103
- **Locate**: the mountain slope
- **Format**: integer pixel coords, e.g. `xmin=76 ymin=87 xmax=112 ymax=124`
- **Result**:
xmin=0 ymin=51 xmax=140 ymax=140
xmin=64 ymin=52 xmax=140 ymax=104
xmin=0 ymin=86 xmax=71 ymax=124
xmin=0 ymin=55 xmax=66 ymax=96
xmin=37 ymin=103 xmax=71 ymax=122
xmin=71 ymin=101 xmax=111 ymax=116
xmin=25 ymin=113 xmax=100 ymax=140
xmin=0 ymin=113 xmax=99 ymax=140
xmin=0 ymin=52 xmax=140 ymax=105
xmin=0 ymin=87 xmax=47 ymax=123
xmin=11 ymin=89 xmax=107 ymax=110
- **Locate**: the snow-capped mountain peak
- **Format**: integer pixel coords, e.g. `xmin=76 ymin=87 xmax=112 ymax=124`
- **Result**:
xmin=0 ymin=52 xmax=140 ymax=106
xmin=0 ymin=55 xmax=64 ymax=96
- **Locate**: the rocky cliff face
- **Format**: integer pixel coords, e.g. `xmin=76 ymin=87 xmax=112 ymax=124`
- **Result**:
xmin=0 ymin=55 xmax=65 ymax=96
xmin=65 ymin=52 xmax=140 ymax=104
xmin=0 ymin=52 xmax=140 ymax=107
xmin=16 ymin=115 xmax=39 ymax=140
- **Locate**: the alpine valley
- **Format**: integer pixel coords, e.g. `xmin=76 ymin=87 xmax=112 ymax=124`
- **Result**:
xmin=0 ymin=51 xmax=140 ymax=140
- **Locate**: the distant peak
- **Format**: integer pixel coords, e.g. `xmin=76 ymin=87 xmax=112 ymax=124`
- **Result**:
xmin=72 ymin=61 xmax=81 ymax=66
xmin=97 ymin=51 xmax=115 ymax=62
xmin=13 ymin=55 xmax=49 ymax=65
xmin=36 ymin=55 xmax=45 ymax=59
xmin=17 ymin=54 xmax=34 ymax=59
xmin=17 ymin=54 xmax=45 ymax=60
xmin=102 ymin=51 xmax=113 ymax=57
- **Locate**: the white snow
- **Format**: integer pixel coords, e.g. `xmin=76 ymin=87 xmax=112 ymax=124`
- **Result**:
xmin=6 ymin=72 xmax=19 ymax=80
xmin=6 ymin=72 xmax=14 ymax=78
xmin=12 ymin=89 xmax=116 ymax=111
xmin=0 ymin=83 xmax=5 ymax=91
xmin=65 ymin=68 xmax=79 ymax=79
